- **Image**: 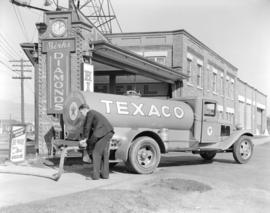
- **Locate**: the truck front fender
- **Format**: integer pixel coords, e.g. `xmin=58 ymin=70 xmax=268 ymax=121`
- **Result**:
xmin=113 ymin=128 xmax=163 ymax=162
xmin=113 ymin=128 xmax=139 ymax=162
xmin=199 ymin=129 xmax=253 ymax=151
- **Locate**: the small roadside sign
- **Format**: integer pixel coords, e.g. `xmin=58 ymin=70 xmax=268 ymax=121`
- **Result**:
xmin=9 ymin=124 xmax=27 ymax=162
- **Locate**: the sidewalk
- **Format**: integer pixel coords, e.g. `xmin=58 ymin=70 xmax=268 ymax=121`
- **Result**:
xmin=252 ymin=136 xmax=270 ymax=146
xmin=0 ymin=136 xmax=270 ymax=208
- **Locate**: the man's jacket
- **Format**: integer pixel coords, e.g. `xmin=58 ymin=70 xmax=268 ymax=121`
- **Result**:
xmin=82 ymin=110 xmax=114 ymax=144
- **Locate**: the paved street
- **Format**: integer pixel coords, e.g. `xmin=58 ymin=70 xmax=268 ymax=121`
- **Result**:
xmin=0 ymin=138 xmax=270 ymax=212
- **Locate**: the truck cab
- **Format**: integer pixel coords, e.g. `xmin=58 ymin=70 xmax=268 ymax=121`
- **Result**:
xmin=175 ymin=97 xmax=232 ymax=144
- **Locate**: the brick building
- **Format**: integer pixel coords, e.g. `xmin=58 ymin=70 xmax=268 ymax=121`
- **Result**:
xmin=22 ymin=10 xmax=267 ymax=155
xmin=105 ymin=30 xmax=267 ymax=135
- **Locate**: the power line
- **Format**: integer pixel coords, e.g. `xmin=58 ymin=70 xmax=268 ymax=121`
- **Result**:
xmin=0 ymin=45 xmax=16 ymax=60
xmin=0 ymin=32 xmax=21 ymax=58
xmin=30 ymin=12 xmax=42 ymax=42
xmin=17 ymin=7 xmax=30 ymax=41
xmin=12 ymin=5 xmax=29 ymax=42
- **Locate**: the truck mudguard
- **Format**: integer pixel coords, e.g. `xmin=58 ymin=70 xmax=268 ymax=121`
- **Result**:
xmin=199 ymin=129 xmax=254 ymax=151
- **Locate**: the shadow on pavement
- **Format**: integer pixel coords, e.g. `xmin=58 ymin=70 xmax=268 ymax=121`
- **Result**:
xmin=42 ymin=153 xmax=239 ymax=178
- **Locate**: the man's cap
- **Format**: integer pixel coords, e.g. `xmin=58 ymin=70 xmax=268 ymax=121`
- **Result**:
xmin=79 ymin=103 xmax=90 ymax=110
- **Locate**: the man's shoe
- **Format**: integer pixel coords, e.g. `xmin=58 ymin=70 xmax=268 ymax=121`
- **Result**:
xmin=92 ymin=176 xmax=100 ymax=180
xmin=82 ymin=150 xmax=92 ymax=163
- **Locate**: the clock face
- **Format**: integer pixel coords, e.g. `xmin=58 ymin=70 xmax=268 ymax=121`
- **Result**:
xmin=51 ymin=20 xmax=66 ymax=37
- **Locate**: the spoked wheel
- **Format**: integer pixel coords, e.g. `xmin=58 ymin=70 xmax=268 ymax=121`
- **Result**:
xmin=126 ymin=136 xmax=161 ymax=174
xmin=199 ymin=151 xmax=216 ymax=161
xmin=233 ymin=136 xmax=253 ymax=164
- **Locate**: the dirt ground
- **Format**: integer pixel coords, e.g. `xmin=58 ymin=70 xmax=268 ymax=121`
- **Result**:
xmin=1 ymin=168 xmax=269 ymax=213
xmin=0 ymin=177 xmax=215 ymax=213
xmin=1 ymin=141 xmax=270 ymax=213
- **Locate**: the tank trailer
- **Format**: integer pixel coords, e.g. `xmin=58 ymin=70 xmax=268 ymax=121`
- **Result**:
xmin=63 ymin=91 xmax=254 ymax=174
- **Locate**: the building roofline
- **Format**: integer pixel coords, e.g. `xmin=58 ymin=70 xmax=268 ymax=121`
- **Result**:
xmin=106 ymin=29 xmax=238 ymax=71
xmin=237 ymin=77 xmax=267 ymax=97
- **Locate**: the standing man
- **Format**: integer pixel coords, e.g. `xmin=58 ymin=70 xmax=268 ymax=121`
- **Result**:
xmin=79 ymin=104 xmax=114 ymax=180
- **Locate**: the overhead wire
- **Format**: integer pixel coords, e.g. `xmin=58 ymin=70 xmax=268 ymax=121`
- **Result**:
xmin=17 ymin=7 xmax=30 ymax=41
xmin=0 ymin=44 xmax=16 ymax=60
xmin=12 ymin=5 xmax=29 ymax=42
xmin=109 ymin=0 xmax=122 ymax=33
xmin=0 ymin=32 xmax=21 ymax=59
xmin=31 ymin=13 xmax=42 ymax=42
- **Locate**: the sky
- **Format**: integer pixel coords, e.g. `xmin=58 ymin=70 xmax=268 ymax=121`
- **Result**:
xmin=0 ymin=0 xmax=270 ymax=116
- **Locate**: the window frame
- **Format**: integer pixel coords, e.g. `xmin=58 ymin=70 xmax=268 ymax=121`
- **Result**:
xmin=197 ymin=64 xmax=202 ymax=88
xmin=212 ymin=72 xmax=217 ymax=92
xmin=204 ymin=102 xmax=217 ymax=117
xmin=187 ymin=58 xmax=192 ymax=83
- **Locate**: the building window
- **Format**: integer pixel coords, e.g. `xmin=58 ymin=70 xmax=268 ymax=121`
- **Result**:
xmin=187 ymin=59 xmax=192 ymax=83
xmin=219 ymin=111 xmax=223 ymax=120
xmin=146 ymin=56 xmax=166 ymax=65
xmin=156 ymin=56 xmax=166 ymax=65
xmin=231 ymin=80 xmax=234 ymax=99
xmin=207 ymin=65 xmax=211 ymax=90
xmin=212 ymin=72 xmax=217 ymax=92
xmin=197 ymin=64 xmax=202 ymax=88
xmin=220 ymin=74 xmax=224 ymax=96
xmin=226 ymin=77 xmax=230 ymax=97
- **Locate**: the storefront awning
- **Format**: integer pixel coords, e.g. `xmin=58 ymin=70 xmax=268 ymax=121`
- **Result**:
xmin=92 ymin=41 xmax=187 ymax=84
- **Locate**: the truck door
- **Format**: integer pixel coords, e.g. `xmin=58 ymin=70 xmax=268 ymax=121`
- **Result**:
xmin=201 ymin=101 xmax=220 ymax=143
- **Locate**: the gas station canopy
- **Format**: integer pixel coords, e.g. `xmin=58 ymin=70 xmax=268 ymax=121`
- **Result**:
xmin=92 ymin=41 xmax=187 ymax=84
xmin=21 ymin=41 xmax=188 ymax=84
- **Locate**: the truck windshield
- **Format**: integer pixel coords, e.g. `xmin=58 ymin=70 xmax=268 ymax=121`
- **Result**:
xmin=204 ymin=102 xmax=216 ymax=117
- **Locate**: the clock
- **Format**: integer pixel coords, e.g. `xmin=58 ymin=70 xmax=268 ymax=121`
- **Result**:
xmin=51 ymin=20 xmax=66 ymax=37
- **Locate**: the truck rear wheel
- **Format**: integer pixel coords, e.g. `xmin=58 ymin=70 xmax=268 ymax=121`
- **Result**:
xmin=199 ymin=151 xmax=216 ymax=161
xmin=127 ymin=136 xmax=161 ymax=174
xmin=233 ymin=136 xmax=253 ymax=164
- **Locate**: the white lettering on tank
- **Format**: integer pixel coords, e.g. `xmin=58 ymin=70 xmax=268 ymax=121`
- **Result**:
xmin=162 ymin=106 xmax=171 ymax=117
xmin=174 ymin=107 xmax=184 ymax=119
xmin=148 ymin=105 xmax=161 ymax=117
xmin=116 ymin=101 xmax=129 ymax=115
xmin=100 ymin=100 xmax=113 ymax=113
xmin=131 ymin=103 xmax=145 ymax=116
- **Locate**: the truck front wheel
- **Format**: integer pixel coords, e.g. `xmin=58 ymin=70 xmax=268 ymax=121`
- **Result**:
xmin=127 ymin=136 xmax=161 ymax=174
xmin=199 ymin=151 xmax=216 ymax=161
xmin=233 ymin=136 xmax=253 ymax=164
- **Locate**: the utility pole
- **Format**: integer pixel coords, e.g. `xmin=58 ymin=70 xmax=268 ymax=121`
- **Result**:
xmin=10 ymin=59 xmax=32 ymax=124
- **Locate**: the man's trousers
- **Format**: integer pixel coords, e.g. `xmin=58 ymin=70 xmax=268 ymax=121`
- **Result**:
xmin=92 ymin=132 xmax=114 ymax=180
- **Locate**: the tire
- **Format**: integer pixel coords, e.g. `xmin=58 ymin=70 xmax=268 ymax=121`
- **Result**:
xmin=233 ymin=136 xmax=253 ymax=164
xmin=199 ymin=151 xmax=216 ymax=161
xmin=127 ymin=136 xmax=161 ymax=174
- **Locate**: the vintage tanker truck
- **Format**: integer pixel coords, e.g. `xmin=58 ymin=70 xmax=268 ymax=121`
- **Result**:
xmin=62 ymin=90 xmax=254 ymax=174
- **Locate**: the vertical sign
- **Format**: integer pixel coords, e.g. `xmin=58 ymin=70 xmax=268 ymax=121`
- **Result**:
xmin=82 ymin=63 xmax=94 ymax=92
xmin=9 ymin=124 xmax=26 ymax=162
xmin=42 ymin=39 xmax=75 ymax=114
